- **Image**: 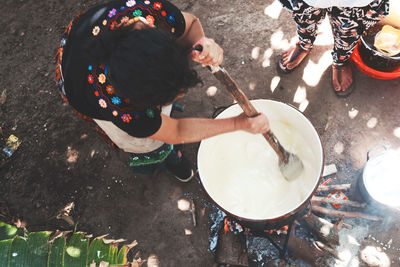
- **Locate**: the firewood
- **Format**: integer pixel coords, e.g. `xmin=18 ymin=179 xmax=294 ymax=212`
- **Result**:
xmin=335 ymin=219 xmax=352 ymax=230
xmin=311 ymin=196 xmax=367 ymax=208
xmin=316 ymin=184 xmax=351 ymax=192
xmin=215 ymin=230 xmax=248 ymax=266
xmin=275 ymin=234 xmax=328 ymax=266
xmin=311 ymin=205 xmax=383 ymax=221
xmin=300 ymin=213 xmax=339 ymax=247
xmin=190 ymin=199 xmax=196 ymax=227
xmin=313 ymin=241 xmax=342 ymax=260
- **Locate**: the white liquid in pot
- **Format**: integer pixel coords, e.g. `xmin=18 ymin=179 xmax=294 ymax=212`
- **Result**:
xmin=200 ymin=120 xmax=320 ymax=220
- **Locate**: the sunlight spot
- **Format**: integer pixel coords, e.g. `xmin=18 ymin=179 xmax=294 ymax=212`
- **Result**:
xmin=298 ymin=99 xmax=309 ymax=112
xmin=12 ymin=252 xmax=18 ymax=257
xmin=147 ymin=254 xmax=160 ymax=267
xmin=80 ymin=134 xmax=88 ymax=139
xmin=393 ymin=127 xmax=400 ymax=138
xmin=334 ymin=142 xmax=344 ymax=154
xmin=184 ymin=229 xmax=192 ymax=235
xmin=90 ymin=149 xmax=96 ymax=158
xmin=251 ymin=47 xmax=261 ymax=59
xmin=314 ymin=17 xmax=334 ymax=46
xmin=264 ymin=0 xmax=283 ymax=19
xmin=262 ymin=48 xmax=273 ymax=68
xmin=270 ymin=76 xmax=281 ymax=93
xmin=302 ymin=51 xmax=332 ymax=86
xmin=249 ymin=82 xmax=256 ymax=91
xmin=177 ymin=199 xmax=190 ymax=211
xmin=7 ymin=227 xmax=17 ymax=236
xmin=66 ymin=246 xmax=81 ymax=257
xmin=206 ymin=86 xmax=218 ymax=97
xmin=66 ymin=146 xmax=79 ymax=163
xmin=348 ymin=108 xmax=359 ymax=119
xmin=367 ymin=117 xmax=378 ymax=128
xmin=293 ymin=86 xmax=307 ymax=103
xmin=98 ymin=262 xmax=110 ymax=267
xmin=270 ymin=31 xmax=289 ymax=50
xmin=360 ymin=246 xmax=390 ymax=267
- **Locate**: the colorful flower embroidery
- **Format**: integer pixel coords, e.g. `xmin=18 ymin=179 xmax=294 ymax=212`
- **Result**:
xmin=108 ymin=8 xmax=117 ymax=18
xmin=153 ymin=2 xmax=162 ymax=10
xmin=106 ymin=85 xmax=114 ymax=94
xmin=121 ymin=114 xmax=132 ymax=123
xmin=161 ymin=11 xmax=167 ymax=16
xmin=112 ymin=110 xmax=118 ymax=116
xmin=120 ymin=16 xmax=129 ymax=24
xmin=88 ymin=75 xmax=94 ymax=84
xmin=167 ymin=14 xmax=175 ymax=23
xmin=99 ymin=99 xmax=107 ymax=108
xmin=102 ymin=19 xmax=107 ymax=26
xmin=146 ymin=15 xmax=155 ymax=26
xmin=111 ymin=96 xmax=121 ymax=105
xmin=94 ymin=91 xmax=99 ymax=97
xmin=144 ymin=0 xmax=150 ymax=5
xmin=98 ymin=74 xmax=106 ymax=84
xmin=88 ymin=65 xmax=93 ymax=71
xmin=132 ymin=9 xmax=142 ymax=17
xmin=146 ymin=109 xmax=154 ymax=118
xmin=92 ymin=26 xmax=100 ymax=36
xmin=110 ymin=21 xmax=118 ymax=30
xmin=126 ymin=0 xmax=136 ymax=7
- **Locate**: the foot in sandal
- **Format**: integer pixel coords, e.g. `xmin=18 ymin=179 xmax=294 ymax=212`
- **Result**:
xmin=278 ymin=42 xmax=311 ymax=73
xmin=332 ymin=61 xmax=354 ymax=97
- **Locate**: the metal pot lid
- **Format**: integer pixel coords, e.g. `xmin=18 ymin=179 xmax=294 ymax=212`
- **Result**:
xmin=363 ymin=149 xmax=400 ymax=208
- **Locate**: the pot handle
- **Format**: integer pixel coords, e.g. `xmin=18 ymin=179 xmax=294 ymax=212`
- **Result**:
xmin=212 ymin=105 xmax=234 ymax=119
xmin=367 ymin=145 xmax=387 ymax=161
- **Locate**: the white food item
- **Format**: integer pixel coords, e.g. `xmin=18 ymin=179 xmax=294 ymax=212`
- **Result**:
xmin=200 ymin=121 xmax=320 ymax=220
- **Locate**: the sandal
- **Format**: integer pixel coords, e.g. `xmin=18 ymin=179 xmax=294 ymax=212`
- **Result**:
xmin=278 ymin=42 xmax=311 ymax=73
xmin=332 ymin=62 xmax=355 ymax=98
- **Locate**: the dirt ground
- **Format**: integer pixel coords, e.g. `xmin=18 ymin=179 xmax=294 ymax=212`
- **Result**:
xmin=1 ymin=0 xmax=400 ymax=266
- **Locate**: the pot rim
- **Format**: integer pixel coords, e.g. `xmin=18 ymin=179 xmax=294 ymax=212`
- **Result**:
xmin=360 ymin=27 xmax=400 ymax=60
xmin=197 ymin=100 xmax=325 ymax=222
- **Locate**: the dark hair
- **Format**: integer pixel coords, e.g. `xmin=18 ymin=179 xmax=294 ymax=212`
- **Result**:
xmin=85 ymin=26 xmax=201 ymax=107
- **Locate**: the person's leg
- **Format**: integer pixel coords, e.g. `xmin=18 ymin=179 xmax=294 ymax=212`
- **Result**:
xmin=163 ymin=144 xmax=194 ymax=182
xmin=278 ymin=0 xmax=326 ymax=71
xmin=328 ymin=0 xmax=389 ymax=96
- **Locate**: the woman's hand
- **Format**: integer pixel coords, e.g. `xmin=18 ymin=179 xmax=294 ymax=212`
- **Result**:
xmin=233 ymin=113 xmax=270 ymax=134
xmin=191 ymin=37 xmax=224 ymax=66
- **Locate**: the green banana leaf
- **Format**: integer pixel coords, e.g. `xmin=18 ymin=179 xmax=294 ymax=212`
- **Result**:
xmin=0 ymin=221 xmax=137 ymax=267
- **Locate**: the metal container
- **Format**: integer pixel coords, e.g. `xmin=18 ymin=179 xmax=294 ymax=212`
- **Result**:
xmin=358 ymin=147 xmax=400 ymax=211
xmin=359 ymin=23 xmax=400 ymax=72
xmin=197 ymin=100 xmax=324 ymax=229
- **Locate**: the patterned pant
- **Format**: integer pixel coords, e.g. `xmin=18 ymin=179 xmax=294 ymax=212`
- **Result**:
xmin=278 ymin=0 xmax=389 ymax=65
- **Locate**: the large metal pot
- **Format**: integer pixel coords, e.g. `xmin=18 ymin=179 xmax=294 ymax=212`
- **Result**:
xmin=198 ymin=100 xmax=324 ymax=229
xmin=358 ymin=147 xmax=400 ymax=212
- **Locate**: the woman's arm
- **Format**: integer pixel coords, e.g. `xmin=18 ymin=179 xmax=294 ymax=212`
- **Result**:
xmin=148 ymin=113 xmax=270 ymax=144
xmin=178 ymin=12 xmax=223 ymax=66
